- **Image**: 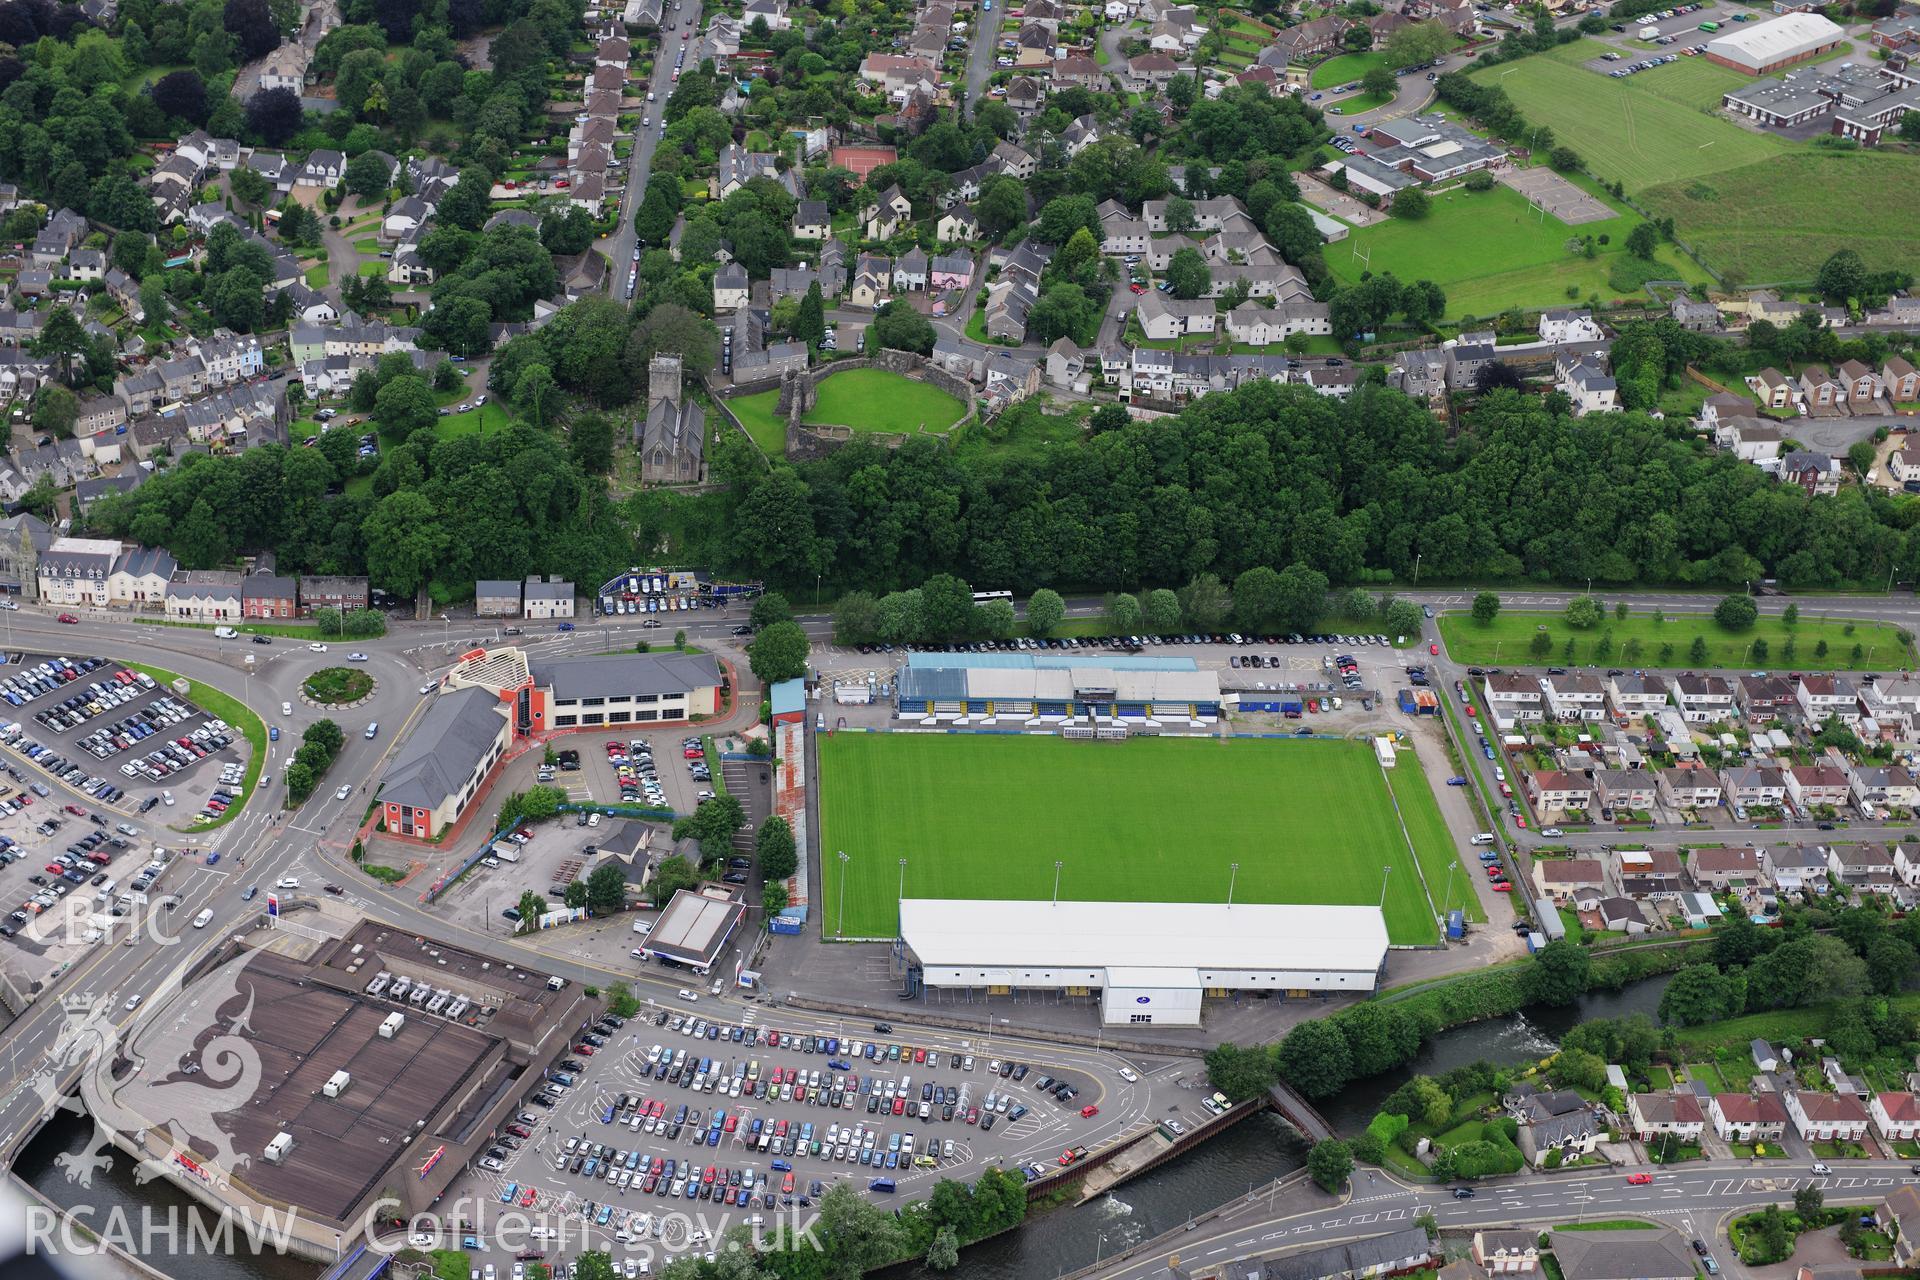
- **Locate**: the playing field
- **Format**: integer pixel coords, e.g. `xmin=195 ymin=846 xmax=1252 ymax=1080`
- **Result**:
xmin=1470 ymin=40 xmax=1784 ymax=193
xmin=1325 ymin=182 xmax=1691 ymax=320
xmin=817 ymin=733 xmax=1455 ymax=945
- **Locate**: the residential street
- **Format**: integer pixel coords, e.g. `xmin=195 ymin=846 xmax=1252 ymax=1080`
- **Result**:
xmin=1091 ymin=1163 xmax=1920 ymax=1280
xmin=962 ymin=2 xmax=1007 ymax=120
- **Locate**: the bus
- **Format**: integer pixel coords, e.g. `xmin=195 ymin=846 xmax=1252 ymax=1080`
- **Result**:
xmin=1698 ymin=20 xmax=1718 ymax=29
xmin=971 ymin=590 xmax=1013 ymax=604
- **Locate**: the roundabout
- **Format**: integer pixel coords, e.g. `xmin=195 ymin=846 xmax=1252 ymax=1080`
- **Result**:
xmin=301 ymin=666 xmax=376 ymax=706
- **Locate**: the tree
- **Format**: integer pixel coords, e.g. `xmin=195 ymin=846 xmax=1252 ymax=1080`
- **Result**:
xmin=1307 ymin=1139 xmax=1354 ymax=1193
xmin=1179 ymin=573 xmax=1233 ymax=631
xmin=1816 ymin=248 xmax=1867 ymax=305
xmin=927 ymin=1224 xmax=959 ymax=1271
xmin=585 ymin=862 xmax=628 ymax=913
xmin=1165 ymin=247 xmax=1211 ymax=300
xmin=649 ymin=855 xmax=699 ymax=907
xmin=1384 ymin=599 xmax=1424 ymax=638
xmin=816 ymin=1183 xmax=909 ymax=1280
xmin=750 ymin=593 xmax=793 ymax=629
xmin=570 ymin=412 xmax=616 ymax=475
xmin=1713 ymin=594 xmax=1758 ymax=631
xmin=762 ymin=882 xmax=790 ymax=915
xmin=748 ymin=620 xmax=810 ymax=685
xmin=541 ymin=206 xmax=597 ymax=257
xmin=1144 ymin=588 xmax=1182 ymax=634
xmin=1384 ymin=19 xmax=1455 ymax=68
xmin=1563 ymin=595 xmax=1603 ymax=629
xmin=1658 ymin=963 xmax=1742 ymax=1027
xmin=979 ymin=598 xmax=1016 ymax=637
xmin=1548 ymin=1046 xmax=1607 ymax=1092
xmin=1471 ymin=592 xmax=1501 ymax=624
xmin=1625 ymin=222 xmax=1659 ymax=261
xmin=919 ymin=575 xmax=977 ymax=640
xmin=33 ymin=386 xmax=76 ymax=438
xmin=1794 ymin=1183 xmax=1825 ymax=1219
xmin=869 ymin=300 xmax=937 ymax=355
xmin=514 ymin=889 xmax=545 ymax=930
xmin=1866 ymin=934 xmax=1918 ymax=995
xmin=1848 ymin=439 xmax=1877 ymax=478
xmin=343 ymin=151 xmax=392 ymax=201
xmin=796 ymin=281 xmax=826 ymax=347
xmin=758 ymin=817 xmax=798 ymax=881
xmin=1362 ymin=66 xmax=1397 ymax=100
xmin=571 ymin=1254 xmax=616 ymax=1280
xmin=1390 ymin=190 xmax=1430 ymax=221
xmin=32 ymin=307 xmax=89 ymax=385
xmin=224 ymin=0 xmax=281 ymax=60
xmin=1026 ymin=588 xmax=1065 ymax=637
xmin=1275 ymin=1019 xmax=1353 ymax=1098
xmin=1524 ymin=939 xmax=1591 ymax=1006
xmin=374 ymin=375 xmax=438 ymax=440
xmin=152 ymin=69 xmax=210 ymax=125
xmin=246 ymin=87 xmax=304 ymax=146
xmin=833 ymin=592 xmax=881 ymax=646
xmin=627 ymin=303 xmax=720 ymax=379
xmin=1108 ymin=592 xmax=1142 ymax=633
xmin=1204 ymin=1042 xmax=1278 ymax=1102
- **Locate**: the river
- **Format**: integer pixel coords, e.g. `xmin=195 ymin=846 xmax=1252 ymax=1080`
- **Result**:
xmin=15 ymin=978 xmax=1671 ymax=1280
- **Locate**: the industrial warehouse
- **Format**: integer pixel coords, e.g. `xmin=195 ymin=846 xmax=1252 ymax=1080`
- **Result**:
xmin=894 ymin=652 xmax=1223 ymax=726
xmin=896 ymin=900 xmax=1390 ymax=1026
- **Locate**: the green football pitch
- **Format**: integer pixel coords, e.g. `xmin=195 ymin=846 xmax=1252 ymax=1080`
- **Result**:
xmin=816 ymin=733 xmax=1460 ymax=944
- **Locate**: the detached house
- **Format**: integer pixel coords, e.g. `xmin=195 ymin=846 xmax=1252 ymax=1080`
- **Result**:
xmin=1533 ymin=858 xmax=1605 ymax=902
xmin=1781 ymin=449 xmax=1842 ymax=496
xmin=862 ymin=186 xmax=912 ymax=240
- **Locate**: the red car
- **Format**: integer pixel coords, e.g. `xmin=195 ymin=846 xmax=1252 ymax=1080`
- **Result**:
xmin=519 ymin=1189 xmax=537 ymax=1207
xmin=1129 ymin=283 xmax=1145 ymax=293
xmin=63 ymin=805 xmax=85 ymax=817
xmin=1464 ymin=704 xmax=1477 ymax=717
xmin=1429 ymin=643 xmax=1439 ymax=655
xmin=1490 ymin=882 xmax=1514 ymax=892
xmin=573 ymin=1044 xmax=596 ymax=1055
xmin=1626 ymin=1173 xmax=1653 ymax=1185
xmin=56 ymin=614 xmax=76 ymax=624
xmin=1516 ymin=816 xmax=1528 ymax=829
xmin=1080 ymin=1104 xmax=1099 ymax=1118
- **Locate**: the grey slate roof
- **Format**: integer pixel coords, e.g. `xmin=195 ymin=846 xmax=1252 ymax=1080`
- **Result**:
xmin=1547 ymin=1229 xmax=1695 ymax=1280
xmin=381 ymin=686 xmax=509 ymax=810
xmin=528 ymin=652 xmax=722 ymax=702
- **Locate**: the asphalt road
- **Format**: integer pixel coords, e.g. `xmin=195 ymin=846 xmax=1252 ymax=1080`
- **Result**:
xmin=600 ymin=4 xmax=699 ymax=296
xmin=1093 ymin=1163 xmax=1920 ymax=1280
xmin=962 ymin=3 xmax=1006 ymax=121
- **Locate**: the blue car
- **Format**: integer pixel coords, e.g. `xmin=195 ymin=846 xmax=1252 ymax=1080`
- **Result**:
xmin=557 ymin=622 xmax=574 ymax=631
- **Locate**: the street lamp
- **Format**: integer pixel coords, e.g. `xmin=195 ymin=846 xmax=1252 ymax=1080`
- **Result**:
xmin=897 ymin=857 xmax=907 ymax=906
xmin=1052 ymin=859 xmax=1063 ymax=905
xmin=1227 ymin=861 xmax=1239 ymax=907
xmin=1378 ymin=863 xmax=1393 ymax=907
xmin=836 ymin=851 xmax=849 ymax=938
xmin=1412 ymin=553 xmax=1422 ymax=590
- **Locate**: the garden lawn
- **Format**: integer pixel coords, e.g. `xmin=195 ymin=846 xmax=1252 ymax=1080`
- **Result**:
xmin=1386 ymin=760 xmax=1485 ymax=922
xmin=1312 ymin=51 xmax=1388 ymax=89
xmin=802 ymin=369 xmax=965 ymax=436
xmin=1468 ymin=39 xmax=1785 ymax=193
xmin=724 ymin=390 xmax=788 ymax=455
xmin=1324 ymin=183 xmax=1688 ymax=321
xmin=436 ymin=400 xmax=513 ymax=440
xmin=1642 ymin=151 xmax=1920 ymax=284
xmin=817 ymin=734 xmax=1444 ymax=942
xmin=1438 ymin=611 xmax=1909 ymax=671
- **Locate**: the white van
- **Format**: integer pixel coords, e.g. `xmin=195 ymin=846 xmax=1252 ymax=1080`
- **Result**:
xmin=95 ymin=878 xmax=116 ymax=900
xmin=192 ymin=908 xmax=214 ymax=929
xmin=365 ymin=722 xmax=379 ymax=739
xmin=214 ymin=626 xmax=238 ymax=639
xmin=1470 ymin=833 xmax=1494 ymax=846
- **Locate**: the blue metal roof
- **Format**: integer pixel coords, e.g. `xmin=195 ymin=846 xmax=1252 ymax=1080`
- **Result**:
xmin=898 ymin=668 xmax=969 ymax=701
xmin=903 ymin=652 xmax=1197 ymax=673
xmin=771 ymin=678 xmax=806 ymax=717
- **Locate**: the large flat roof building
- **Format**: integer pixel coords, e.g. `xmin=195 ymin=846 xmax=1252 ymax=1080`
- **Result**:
xmin=896 ymin=651 xmax=1221 ymax=725
xmin=899 ymin=899 xmax=1390 ymax=1026
xmin=86 ymin=921 xmax=583 ymax=1248
xmin=1706 ymin=13 xmax=1844 ymax=73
